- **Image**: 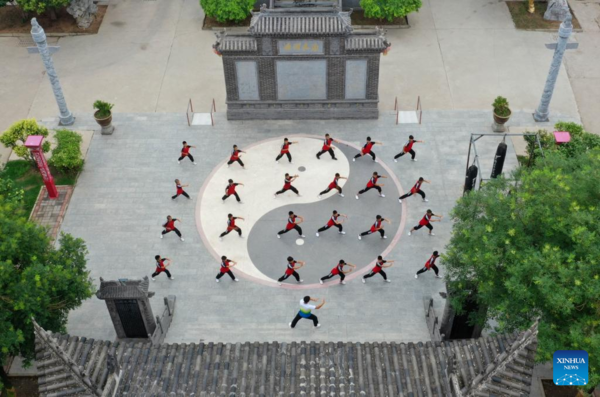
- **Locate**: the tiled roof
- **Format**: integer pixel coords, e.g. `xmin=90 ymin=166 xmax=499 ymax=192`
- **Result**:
xmin=346 ymin=36 xmax=389 ymax=51
xmin=95 ymin=277 xmax=154 ymax=300
xmin=219 ymin=37 xmax=258 ymax=52
xmin=34 ymin=320 xmax=538 ymax=396
xmin=248 ymin=12 xmax=352 ymax=35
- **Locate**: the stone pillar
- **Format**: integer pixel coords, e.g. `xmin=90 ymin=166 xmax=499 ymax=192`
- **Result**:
xmin=30 ymin=18 xmax=75 ymax=126
xmin=96 ymin=277 xmax=157 ymax=340
xmin=533 ymin=13 xmax=573 ymax=122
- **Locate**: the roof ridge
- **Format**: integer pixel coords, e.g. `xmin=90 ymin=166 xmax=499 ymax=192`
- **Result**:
xmin=33 ymin=319 xmax=100 ymax=396
xmin=456 ymin=320 xmax=539 ymax=396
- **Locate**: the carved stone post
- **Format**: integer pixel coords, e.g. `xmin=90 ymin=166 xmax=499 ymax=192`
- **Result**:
xmin=533 ymin=13 xmax=573 ymax=122
xmin=30 ymin=18 xmax=75 ymax=126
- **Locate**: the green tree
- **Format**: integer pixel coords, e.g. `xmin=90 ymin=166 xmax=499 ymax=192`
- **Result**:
xmin=444 ymin=149 xmax=600 ymax=389
xmin=0 ymin=182 xmax=94 ymax=388
xmin=200 ymin=0 xmax=254 ymax=23
xmin=14 ymin=0 xmax=70 ymax=18
xmin=360 ymin=0 xmax=422 ymax=21
xmin=0 ymin=119 xmax=51 ymax=164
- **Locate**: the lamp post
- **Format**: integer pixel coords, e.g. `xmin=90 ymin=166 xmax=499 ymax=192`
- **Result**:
xmin=533 ymin=13 xmax=573 ymax=122
xmin=30 ymin=18 xmax=75 ymax=126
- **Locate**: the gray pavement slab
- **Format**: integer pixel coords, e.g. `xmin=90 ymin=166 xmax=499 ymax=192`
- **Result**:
xmin=2 ymin=0 xmax=591 ymax=172
xmin=50 ymin=109 xmax=578 ymax=344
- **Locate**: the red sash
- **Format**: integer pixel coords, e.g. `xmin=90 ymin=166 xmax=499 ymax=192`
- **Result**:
xmin=285 ymin=262 xmax=295 ymax=275
xmin=411 ymin=181 xmax=422 ymax=194
xmin=327 ymin=215 xmax=338 ymax=227
xmin=286 ymin=216 xmax=296 ymax=230
xmin=370 ymin=220 xmax=381 ymax=232
xmin=419 ymin=214 xmax=431 ymax=226
xmin=367 ymin=176 xmax=378 ymax=188
xmin=226 ymin=184 xmax=236 ymax=195
xmin=227 ymin=218 xmax=236 ymax=231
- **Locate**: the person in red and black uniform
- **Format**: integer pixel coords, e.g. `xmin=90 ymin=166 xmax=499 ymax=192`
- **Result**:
xmin=278 ymin=256 xmax=305 ymax=285
xmin=216 ymin=256 xmax=239 ymax=282
xmin=394 ymin=135 xmax=424 ymax=162
xmin=358 ymin=215 xmax=391 ymax=240
xmin=415 ymin=251 xmax=442 ymax=279
xmin=356 ymin=172 xmax=387 ymax=199
xmin=319 ymin=260 xmax=356 ymax=285
xmin=274 ymin=173 xmax=300 ymax=197
xmin=316 ymin=210 xmax=347 ymax=236
xmin=178 ymin=141 xmax=196 ymax=164
xmin=318 ymin=173 xmax=347 ymax=198
xmin=227 ymin=145 xmax=246 ymax=168
xmin=316 ymin=133 xmax=339 ymax=160
xmin=408 ymin=209 xmax=443 ymax=236
xmin=362 ymin=256 xmax=394 ymax=283
xmin=172 ymin=179 xmax=191 ymax=200
xmin=275 ymin=138 xmax=299 ymax=163
xmin=277 ymin=211 xmax=305 ymax=238
xmin=219 ymin=214 xmax=244 ymax=240
xmin=152 ymin=255 xmax=174 ymax=281
xmin=161 ymin=215 xmax=184 ymax=241
xmin=222 ymin=179 xmax=244 ymax=203
xmin=399 ymin=177 xmax=430 ymax=203
xmin=353 ymin=136 xmax=382 ymax=162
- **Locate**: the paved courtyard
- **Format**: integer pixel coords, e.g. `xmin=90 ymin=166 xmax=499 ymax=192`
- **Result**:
xmin=3 ymin=0 xmax=599 ymax=166
xmin=54 ymin=109 xmax=577 ymax=343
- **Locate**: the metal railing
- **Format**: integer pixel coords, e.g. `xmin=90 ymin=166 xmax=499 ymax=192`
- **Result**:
xmin=186 ymin=99 xmax=217 ymax=127
xmin=209 ymin=99 xmax=217 ymax=127
xmin=186 ymin=99 xmax=194 ymax=127
xmin=394 ymin=96 xmax=422 ymax=125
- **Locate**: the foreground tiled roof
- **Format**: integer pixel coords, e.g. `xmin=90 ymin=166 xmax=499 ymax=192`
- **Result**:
xmin=34 ymin=320 xmax=538 ymax=396
xmin=249 ymin=11 xmax=352 ymax=35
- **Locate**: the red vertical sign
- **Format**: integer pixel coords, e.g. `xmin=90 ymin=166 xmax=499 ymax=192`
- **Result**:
xmin=25 ymin=135 xmax=58 ymax=199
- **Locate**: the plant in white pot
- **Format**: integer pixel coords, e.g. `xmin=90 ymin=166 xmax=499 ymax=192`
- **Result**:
xmin=492 ymin=96 xmax=511 ymax=132
xmin=93 ymin=100 xmax=114 ymax=135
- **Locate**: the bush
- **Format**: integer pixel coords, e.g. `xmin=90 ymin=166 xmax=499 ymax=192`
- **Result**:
xmin=93 ymin=100 xmax=114 ymax=119
xmin=524 ymin=122 xmax=600 ymax=165
xmin=0 ymin=119 xmax=51 ymax=163
xmin=492 ymin=96 xmax=511 ymax=117
xmin=200 ymin=0 xmax=254 ymax=23
xmin=360 ymin=0 xmax=422 ymax=21
xmin=48 ymin=129 xmax=84 ymax=174
xmin=14 ymin=0 xmax=69 ymax=15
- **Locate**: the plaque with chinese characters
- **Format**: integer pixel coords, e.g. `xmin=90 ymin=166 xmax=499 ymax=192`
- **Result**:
xmin=278 ymin=40 xmax=324 ymax=55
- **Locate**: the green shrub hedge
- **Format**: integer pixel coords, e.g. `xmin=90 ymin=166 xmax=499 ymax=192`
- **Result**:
xmin=360 ymin=0 xmax=422 ymax=21
xmin=48 ymin=129 xmax=84 ymax=174
xmin=200 ymin=0 xmax=254 ymax=23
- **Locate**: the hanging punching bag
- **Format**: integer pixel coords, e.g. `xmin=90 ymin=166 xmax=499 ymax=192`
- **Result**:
xmin=491 ymin=142 xmax=507 ymax=179
xmin=464 ymin=164 xmax=478 ymax=194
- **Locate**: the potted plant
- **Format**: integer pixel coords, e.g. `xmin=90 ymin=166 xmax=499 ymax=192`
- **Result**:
xmin=93 ymin=100 xmax=114 ymax=135
xmin=492 ymin=96 xmax=511 ymax=125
